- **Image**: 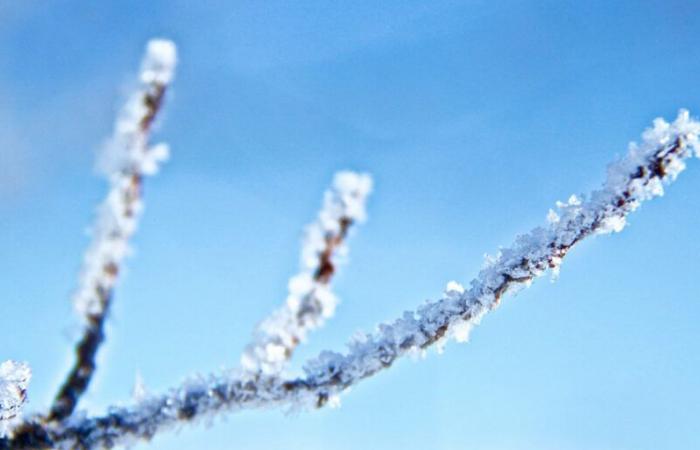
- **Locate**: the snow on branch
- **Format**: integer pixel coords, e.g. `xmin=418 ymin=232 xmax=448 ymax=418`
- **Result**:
xmin=6 ymin=110 xmax=698 ymax=449
xmin=47 ymin=39 xmax=177 ymax=423
xmin=0 ymin=362 xmax=31 ymax=426
xmin=241 ymin=171 xmax=372 ymax=376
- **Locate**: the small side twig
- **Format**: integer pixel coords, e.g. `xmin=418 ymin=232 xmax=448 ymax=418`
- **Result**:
xmin=47 ymin=40 xmax=177 ymax=423
xmin=241 ymin=172 xmax=373 ymax=376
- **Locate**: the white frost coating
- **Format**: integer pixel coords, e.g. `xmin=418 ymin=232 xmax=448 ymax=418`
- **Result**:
xmin=241 ymin=171 xmax=373 ymax=376
xmin=19 ymin=111 xmax=700 ymax=450
xmin=140 ymin=39 xmax=177 ymax=85
xmin=74 ymin=40 xmax=177 ymax=318
xmin=299 ymin=110 xmax=700 ymax=395
xmin=0 ymin=361 xmax=31 ymax=422
xmin=301 ymin=171 xmax=372 ymax=268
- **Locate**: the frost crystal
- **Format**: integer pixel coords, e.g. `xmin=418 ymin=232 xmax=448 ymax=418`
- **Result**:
xmin=242 ymin=171 xmax=373 ymax=376
xmin=0 ymin=361 xmax=31 ymax=422
xmin=140 ymin=39 xmax=177 ymax=85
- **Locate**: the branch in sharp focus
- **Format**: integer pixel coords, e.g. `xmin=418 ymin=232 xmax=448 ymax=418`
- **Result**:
xmin=5 ymin=110 xmax=698 ymax=449
xmin=47 ymin=39 xmax=177 ymax=423
xmin=241 ymin=171 xmax=373 ymax=376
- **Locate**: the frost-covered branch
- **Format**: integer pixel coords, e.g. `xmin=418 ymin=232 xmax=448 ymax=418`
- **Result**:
xmin=241 ymin=171 xmax=372 ymax=376
xmin=47 ymin=40 xmax=177 ymax=423
xmin=0 ymin=362 xmax=31 ymax=426
xmin=5 ymin=110 xmax=698 ymax=449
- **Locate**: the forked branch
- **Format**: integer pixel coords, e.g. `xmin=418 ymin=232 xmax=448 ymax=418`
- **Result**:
xmin=5 ymin=110 xmax=698 ymax=449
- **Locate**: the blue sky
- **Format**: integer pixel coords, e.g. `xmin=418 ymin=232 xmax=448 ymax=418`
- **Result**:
xmin=2 ymin=1 xmax=700 ymax=449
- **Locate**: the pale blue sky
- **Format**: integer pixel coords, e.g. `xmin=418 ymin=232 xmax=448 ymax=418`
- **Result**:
xmin=2 ymin=1 xmax=700 ymax=449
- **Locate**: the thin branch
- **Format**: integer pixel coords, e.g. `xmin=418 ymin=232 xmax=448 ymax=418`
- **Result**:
xmin=46 ymin=40 xmax=177 ymax=423
xmin=5 ymin=110 xmax=698 ymax=449
xmin=241 ymin=171 xmax=372 ymax=376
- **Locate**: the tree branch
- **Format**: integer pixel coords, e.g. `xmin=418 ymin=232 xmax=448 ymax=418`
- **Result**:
xmin=5 ymin=110 xmax=698 ymax=449
xmin=46 ymin=40 xmax=177 ymax=423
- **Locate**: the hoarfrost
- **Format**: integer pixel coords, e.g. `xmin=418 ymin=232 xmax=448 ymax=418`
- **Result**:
xmin=0 ymin=361 xmax=31 ymax=423
xmin=241 ymin=171 xmax=372 ymax=376
xmin=8 ymin=110 xmax=700 ymax=449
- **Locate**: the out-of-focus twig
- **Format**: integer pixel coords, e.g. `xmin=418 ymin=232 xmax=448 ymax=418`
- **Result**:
xmin=47 ymin=39 xmax=177 ymax=423
xmin=241 ymin=171 xmax=372 ymax=376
